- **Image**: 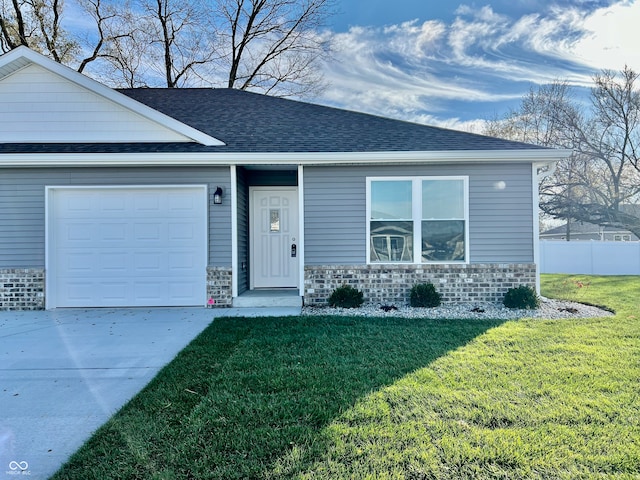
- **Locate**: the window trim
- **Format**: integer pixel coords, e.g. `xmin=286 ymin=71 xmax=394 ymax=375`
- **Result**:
xmin=366 ymin=176 xmax=470 ymax=265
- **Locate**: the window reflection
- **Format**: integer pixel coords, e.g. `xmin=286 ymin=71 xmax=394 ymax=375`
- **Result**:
xmin=370 ymin=181 xmax=412 ymax=219
xmin=370 ymin=221 xmax=413 ymax=262
xmin=421 ymin=221 xmax=465 ymax=261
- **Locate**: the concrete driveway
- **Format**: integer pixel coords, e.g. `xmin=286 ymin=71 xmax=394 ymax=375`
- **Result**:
xmin=0 ymin=306 xmax=300 ymax=479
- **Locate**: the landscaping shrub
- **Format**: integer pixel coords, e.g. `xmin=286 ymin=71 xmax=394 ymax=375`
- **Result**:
xmin=409 ymin=283 xmax=442 ymax=308
xmin=503 ymin=285 xmax=540 ymax=309
xmin=328 ymin=284 xmax=364 ymax=308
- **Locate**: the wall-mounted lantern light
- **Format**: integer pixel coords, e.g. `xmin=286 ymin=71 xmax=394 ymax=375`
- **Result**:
xmin=213 ymin=186 xmax=223 ymax=205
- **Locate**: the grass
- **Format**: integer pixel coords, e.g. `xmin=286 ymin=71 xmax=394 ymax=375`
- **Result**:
xmin=53 ymin=275 xmax=640 ymax=479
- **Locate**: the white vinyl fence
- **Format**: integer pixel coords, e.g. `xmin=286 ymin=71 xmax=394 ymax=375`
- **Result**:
xmin=540 ymin=240 xmax=640 ymax=275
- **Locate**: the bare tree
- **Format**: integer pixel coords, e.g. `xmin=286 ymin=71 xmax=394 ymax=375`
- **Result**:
xmin=0 ymin=0 xmax=77 ymax=61
xmin=212 ymin=0 xmax=333 ymax=96
xmin=0 ymin=0 xmax=133 ymax=74
xmin=2 ymin=0 xmax=334 ymax=96
xmin=99 ymin=0 xmax=334 ymax=92
xmin=95 ymin=11 xmax=148 ymax=87
xmin=486 ymin=68 xmax=640 ymax=238
xmin=137 ymin=0 xmax=215 ymax=87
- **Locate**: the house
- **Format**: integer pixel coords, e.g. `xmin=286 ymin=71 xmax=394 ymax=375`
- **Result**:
xmin=0 ymin=47 xmax=571 ymax=310
xmin=540 ymin=220 xmax=639 ymax=241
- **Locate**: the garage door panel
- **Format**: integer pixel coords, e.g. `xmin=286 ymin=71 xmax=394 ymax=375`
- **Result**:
xmin=58 ymin=250 xmax=131 ymax=276
xmin=57 ymin=192 xmax=95 ymax=215
xmin=169 ymin=281 xmax=202 ymax=302
xmin=57 ymin=280 xmax=130 ymax=304
xmin=100 ymin=252 xmax=130 ymax=274
xmin=59 ymin=282 xmax=94 ymax=305
xmin=100 ymin=223 xmax=128 ymax=241
xmin=64 ymin=252 xmax=95 ymax=274
xmin=168 ymin=252 xmax=198 ymax=271
xmin=134 ymin=223 xmax=163 ymax=241
xmin=135 ymin=194 xmax=162 ymax=212
xmin=135 ymin=252 xmax=163 ymax=272
xmin=63 ymin=223 xmax=130 ymax=246
xmin=168 ymin=191 xmax=198 ymax=209
xmin=65 ymin=223 xmax=94 ymax=241
xmin=169 ymin=223 xmax=197 ymax=241
xmin=100 ymin=195 xmax=127 ymax=213
xmin=135 ymin=282 xmax=165 ymax=302
xmin=101 ymin=282 xmax=130 ymax=302
xmin=50 ymin=186 xmax=207 ymax=308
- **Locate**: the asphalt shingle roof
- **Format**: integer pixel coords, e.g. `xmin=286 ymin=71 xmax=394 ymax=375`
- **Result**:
xmin=119 ymin=88 xmax=545 ymax=153
xmin=0 ymin=88 xmax=547 ymax=154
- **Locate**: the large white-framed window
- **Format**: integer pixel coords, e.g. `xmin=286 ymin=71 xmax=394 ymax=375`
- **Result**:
xmin=367 ymin=176 xmax=469 ymax=264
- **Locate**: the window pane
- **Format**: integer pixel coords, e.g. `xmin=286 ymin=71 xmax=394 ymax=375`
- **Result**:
xmin=270 ymin=209 xmax=280 ymax=232
xmin=370 ymin=221 xmax=413 ymax=262
xmin=422 ymin=220 xmax=465 ymax=261
xmin=371 ymin=181 xmax=412 ymax=219
xmin=422 ymin=179 xmax=464 ymax=219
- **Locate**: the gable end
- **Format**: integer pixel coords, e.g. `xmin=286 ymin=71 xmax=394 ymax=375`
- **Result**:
xmin=0 ymin=47 xmax=224 ymax=146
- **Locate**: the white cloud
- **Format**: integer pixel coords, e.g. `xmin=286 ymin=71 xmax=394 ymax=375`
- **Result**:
xmin=570 ymin=1 xmax=640 ymax=71
xmin=320 ymin=19 xmax=523 ymax=120
xmin=319 ymin=1 xmax=640 ymax=130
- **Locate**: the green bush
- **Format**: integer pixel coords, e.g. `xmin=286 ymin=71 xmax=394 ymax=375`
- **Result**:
xmin=328 ymin=284 xmax=364 ymax=308
xmin=503 ymin=285 xmax=540 ymax=309
xmin=409 ymin=283 xmax=442 ymax=308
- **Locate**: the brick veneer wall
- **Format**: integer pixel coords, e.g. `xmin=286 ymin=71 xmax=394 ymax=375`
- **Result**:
xmin=0 ymin=267 xmax=231 ymax=310
xmin=304 ymin=263 xmax=536 ymax=306
xmin=207 ymin=266 xmax=233 ymax=307
xmin=0 ymin=269 xmax=45 ymax=310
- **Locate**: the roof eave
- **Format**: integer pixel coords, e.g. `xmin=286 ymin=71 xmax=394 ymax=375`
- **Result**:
xmin=0 ymin=149 xmax=573 ymax=167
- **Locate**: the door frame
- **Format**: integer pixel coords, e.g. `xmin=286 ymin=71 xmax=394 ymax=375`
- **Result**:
xmin=249 ymin=186 xmax=300 ymax=289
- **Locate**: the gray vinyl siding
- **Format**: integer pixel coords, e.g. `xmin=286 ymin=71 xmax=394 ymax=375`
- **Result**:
xmin=303 ymin=163 xmax=533 ymax=265
xmin=236 ymin=168 xmax=250 ymax=294
xmin=0 ymin=167 xmax=232 ymax=268
xmin=304 ymin=167 xmax=367 ymax=264
xmin=0 ymin=178 xmax=43 ymax=268
xmin=467 ymin=166 xmax=533 ymax=262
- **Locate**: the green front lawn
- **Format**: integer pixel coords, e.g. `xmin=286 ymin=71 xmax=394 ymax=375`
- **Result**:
xmin=53 ymin=275 xmax=640 ymax=479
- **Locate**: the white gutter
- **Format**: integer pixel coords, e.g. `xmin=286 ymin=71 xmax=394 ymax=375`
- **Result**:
xmin=0 ymin=149 xmax=573 ymax=168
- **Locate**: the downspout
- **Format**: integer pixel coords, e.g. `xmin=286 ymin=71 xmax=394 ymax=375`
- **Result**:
xmin=533 ymin=161 xmax=557 ymax=294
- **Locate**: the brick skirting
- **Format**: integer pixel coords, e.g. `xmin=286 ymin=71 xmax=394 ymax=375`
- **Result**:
xmin=0 ymin=267 xmax=232 ymax=310
xmin=206 ymin=267 xmax=233 ymax=307
xmin=0 ymin=269 xmax=45 ymax=310
xmin=303 ymin=263 xmax=536 ymax=306
xmin=1 ymin=264 xmax=534 ymax=310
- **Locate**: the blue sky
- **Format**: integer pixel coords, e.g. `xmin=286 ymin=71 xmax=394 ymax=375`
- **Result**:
xmin=318 ymin=0 xmax=640 ymax=131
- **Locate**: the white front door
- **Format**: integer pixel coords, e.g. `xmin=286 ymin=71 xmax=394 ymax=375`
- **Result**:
xmin=251 ymin=188 xmax=299 ymax=288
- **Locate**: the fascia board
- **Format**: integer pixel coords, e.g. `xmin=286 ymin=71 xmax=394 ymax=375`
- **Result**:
xmin=0 ymin=47 xmax=224 ymax=147
xmin=0 ymin=149 xmax=573 ymax=167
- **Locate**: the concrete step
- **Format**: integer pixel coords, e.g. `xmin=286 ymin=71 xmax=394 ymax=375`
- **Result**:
xmin=233 ymin=289 xmax=302 ymax=308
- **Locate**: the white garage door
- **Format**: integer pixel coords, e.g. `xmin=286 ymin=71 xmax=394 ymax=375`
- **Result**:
xmin=48 ymin=186 xmax=207 ymax=308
